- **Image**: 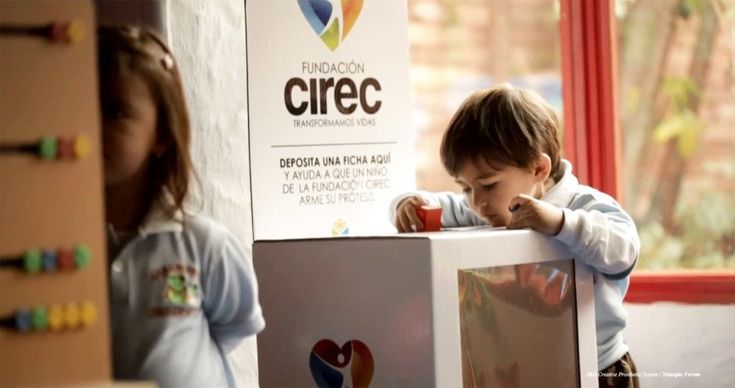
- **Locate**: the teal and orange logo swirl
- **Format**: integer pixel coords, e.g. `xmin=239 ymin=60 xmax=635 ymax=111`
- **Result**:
xmin=298 ymin=0 xmax=364 ymax=51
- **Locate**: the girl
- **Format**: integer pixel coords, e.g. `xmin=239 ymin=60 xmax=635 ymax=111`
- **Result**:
xmin=98 ymin=26 xmax=265 ymax=387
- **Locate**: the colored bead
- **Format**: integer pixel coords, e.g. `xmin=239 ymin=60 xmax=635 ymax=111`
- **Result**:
xmin=57 ymin=248 xmax=74 ymax=270
xmin=49 ymin=21 xmax=85 ymax=44
xmin=57 ymin=137 xmax=75 ymax=160
xmin=73 ymin=244 xmax=91 ymax=269
xmin=79 ymin=301 xmax=97 ymax=327
xmin=42 ymin=249 xmax=57 ymax=272
xmin=47 ymin=304 xmax=64 ymax=331
xmin=73 ymin=134 xmax=91 ymax=160
xmin=23 ymin=249 xmax=42 ymax=273
xmin=15 ymin=309 xmax=32 ymax=333
xmin=31 ymin=306 xmax=48 ymax=331
xmin=38 ymin=136 xmax=57 ymax=160
xmin=63 ymin=303 xmax=80 ymax=329
xmin=66 ymin=21 xmax=85 ymax=44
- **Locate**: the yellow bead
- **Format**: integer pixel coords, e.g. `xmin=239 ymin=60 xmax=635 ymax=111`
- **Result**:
xmin=67 ymin=21 xmax=85 ymax=44
xmin=64 ymin=303 xmax=80 ymax=329
xmin=48 ymin=304 xmax=64 ymax=331
xmin=79 ymin=301 xmax=97 ymax=327
xmin=73 ymin=134 xmax=92 ymax=160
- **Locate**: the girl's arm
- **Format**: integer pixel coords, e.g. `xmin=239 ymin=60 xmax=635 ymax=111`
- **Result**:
xmin=202 ymin=232 xmax=265 ymax=354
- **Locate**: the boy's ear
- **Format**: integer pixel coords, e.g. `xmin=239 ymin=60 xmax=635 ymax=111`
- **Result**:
xmin=533 ymin=153 xmax=552 ymax=182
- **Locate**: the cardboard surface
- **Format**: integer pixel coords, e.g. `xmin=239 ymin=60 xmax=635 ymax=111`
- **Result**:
xmin=0 ymin=1 xmax=111 ymax=385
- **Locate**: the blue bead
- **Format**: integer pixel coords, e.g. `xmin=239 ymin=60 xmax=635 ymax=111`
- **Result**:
xmin=42 ymin=249 xmax=57 ymax=272
xmin=15 ymin=309 xmax=32 ymax=332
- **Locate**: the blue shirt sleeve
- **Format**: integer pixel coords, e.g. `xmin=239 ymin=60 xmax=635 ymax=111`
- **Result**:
xmin=555 ymin=192 xmax=640 ymax=277
xmin=201 ymin=230 xmax=265 ymax=354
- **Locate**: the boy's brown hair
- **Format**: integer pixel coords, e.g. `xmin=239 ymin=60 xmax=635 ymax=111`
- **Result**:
xmin=440 ymin=84 xmax=563 ymax=182
xmin=98 ymin=26 xmax=195 ymax=219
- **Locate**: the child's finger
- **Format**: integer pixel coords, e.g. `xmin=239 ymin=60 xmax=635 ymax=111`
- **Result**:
xmin=396 ymin=205 xmax=421 ymax=232
xmin=507 ymin=193 xmax=535 ymax=214
xmin=397 ymin=212 xmax=416 ymax=232
xmin=395 ymin=197 xmax=415 ymax=232
xmin=396 ymin=211 xmax=411 ymax=232
xmin=507 ymin=207 xmax=534 ymax=230
xmin=398 ymin=211 xmax=423 ymax=233
xmin=408 ymin=196 xmax=428 ymax=208
xmin=404 ymin=204 xmax=424 ymax=232
xmin=397 ymin=196 xmax=426 ymax=232
xmin=506 ymin=216 xmax=527 ymax=230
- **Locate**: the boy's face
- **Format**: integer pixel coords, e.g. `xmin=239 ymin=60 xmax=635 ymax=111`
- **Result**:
xmin=454 ymin=157 xmax=548 ymax=227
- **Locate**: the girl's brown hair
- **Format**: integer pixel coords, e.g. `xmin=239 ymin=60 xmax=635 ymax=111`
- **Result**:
xmin=98 ymin=26 xmax=194 ymax=219
xmin=440 ymin=84 xmax=563 ymax=181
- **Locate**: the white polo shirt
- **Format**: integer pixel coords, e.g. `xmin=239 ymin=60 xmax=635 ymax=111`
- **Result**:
xmin=108 ymin=210 xmax=265 ymax=387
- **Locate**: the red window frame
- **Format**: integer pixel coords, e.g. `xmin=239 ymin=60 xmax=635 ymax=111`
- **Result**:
xmin=559 ymin=0 xmax=735 ymax=305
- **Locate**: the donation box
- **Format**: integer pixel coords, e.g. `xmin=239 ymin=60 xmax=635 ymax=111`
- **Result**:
xmin=254 ymin=228 xmax=598 ymax=388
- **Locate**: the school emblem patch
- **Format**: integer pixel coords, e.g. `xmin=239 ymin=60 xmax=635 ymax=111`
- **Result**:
xmin=163 ymin=271 xmax=200 ymax=307
xmin=149 ymin=264 xmax=201 ymax=316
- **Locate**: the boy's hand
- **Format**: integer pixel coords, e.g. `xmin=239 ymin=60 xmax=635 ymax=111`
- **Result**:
xmin=395 ymin=196 xmax=428 ymax=232
xmin=507 ymin=194 xmax=564 ymax=236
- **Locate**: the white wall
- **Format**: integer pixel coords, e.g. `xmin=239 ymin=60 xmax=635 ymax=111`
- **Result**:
xmin=624 ymin=303 xmax=735 ymax=388
xmin=166 ymin=0 xmax=258 ymax=386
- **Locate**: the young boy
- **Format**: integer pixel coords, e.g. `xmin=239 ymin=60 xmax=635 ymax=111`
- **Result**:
xmin=391 ymin=84 xmax=640 ymax=388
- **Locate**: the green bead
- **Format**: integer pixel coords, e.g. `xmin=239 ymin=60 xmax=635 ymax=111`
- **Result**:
xmin=38 ymin=136 xmax=58 ymax=160
xmin=23 ymin=249 xmax=42 ymax=273
xmin=31 ymin=306 xmax=48 ymax=331
xmin=73 ymin=244 xmax=91 ymax=269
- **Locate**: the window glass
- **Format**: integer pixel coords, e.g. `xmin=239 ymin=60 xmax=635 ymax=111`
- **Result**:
xmin=616 ymin=0 xmax=735 ymax=270
xmin=408 ymin=0 xmax=563 ymax=192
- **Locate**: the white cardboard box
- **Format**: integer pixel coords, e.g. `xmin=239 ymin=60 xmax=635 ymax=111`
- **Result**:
xmin=254 ymin=228 xmax=597 ymax=388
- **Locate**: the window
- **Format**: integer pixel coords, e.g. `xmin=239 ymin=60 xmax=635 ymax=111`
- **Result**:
xmin=616 ymin=0 xmax=734 ymax=270
xmin=408 ymin=0 xmax=563 ymax=192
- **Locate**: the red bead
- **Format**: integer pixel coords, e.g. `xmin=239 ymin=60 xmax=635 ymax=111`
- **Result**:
xmin=49 ymin=22 xmax=70 ymax=43
xmin=57 ymin=137 xmax=75 ymax=160
xmin=57 ymin=248 xmax=74 ymax=270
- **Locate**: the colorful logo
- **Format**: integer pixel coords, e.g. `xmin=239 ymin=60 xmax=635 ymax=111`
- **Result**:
xmin=163 ymin=271 xmax=200 ymax=307
xmin=298 ymin=0 xmax=364 ymax=51
xmin=310 ymin=339 xmax=374 ymax=388
xmin=332 ymin=219 xmax=349 ymax=236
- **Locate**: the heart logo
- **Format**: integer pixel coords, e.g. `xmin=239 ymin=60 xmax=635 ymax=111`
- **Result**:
xmin=297 ymin=0 xmax=364 ymax=51
xmin=310 ymin=339 xmax=374 ymax=387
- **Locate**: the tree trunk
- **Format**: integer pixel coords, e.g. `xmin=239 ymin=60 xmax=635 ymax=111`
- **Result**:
xmin=650 ymin=0 xmax=719 ymax=233
xmin=620 ymin=0 xmax=679 ymax=221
